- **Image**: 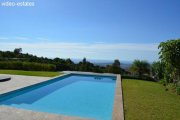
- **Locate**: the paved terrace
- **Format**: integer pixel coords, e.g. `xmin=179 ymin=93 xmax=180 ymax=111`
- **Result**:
xmin=0 ymin=74 xmax=51 ymax=94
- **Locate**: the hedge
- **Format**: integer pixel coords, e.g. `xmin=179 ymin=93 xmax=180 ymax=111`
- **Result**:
xmin=0 ymin=61 xmax=56 ymax=71
xmin=122 ymin=74 xmax=155 ymax=81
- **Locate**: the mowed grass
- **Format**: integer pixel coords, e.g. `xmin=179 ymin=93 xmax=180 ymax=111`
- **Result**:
xmin=122 ymin=79 xmax=180 ymax=120
xmin=0 ymin=70 xmax=61 ymax=77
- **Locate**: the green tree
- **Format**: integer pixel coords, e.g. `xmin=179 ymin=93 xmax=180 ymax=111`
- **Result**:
xmin=151 ymin=61 xmax=165 ymax=81
xmin=113 ymin=59 xmax=120 ymax=67
xmin=14 ymin=48 xmax=22 ymax=55
xmin=106 ymin=59 xmax=121 ymax=74
xmin=130 ymin=60 xmax=150 ymax=77
xmin=65 ymin=58 xmax=75 ymax=70
xmin=82 ymin=58 xmax=87 ymax=64
xmin=158 ymin=39 xmax=180 ymax=93
xmin=78 ymin=58 xmax=94 ymax=72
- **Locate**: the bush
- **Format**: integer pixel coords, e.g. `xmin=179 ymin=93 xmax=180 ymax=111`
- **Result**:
xmin=176 ymin=87 xmax=180 ymax=95
xmin=166 ymin=83 xmax=176 ymax=92
xmin=122 ymin=75 xmax=155 ymax=81
xmin=159 ymin=79 xmax=167 ymax=86
xmin=0 ymin=61 xmax=56 ymax=71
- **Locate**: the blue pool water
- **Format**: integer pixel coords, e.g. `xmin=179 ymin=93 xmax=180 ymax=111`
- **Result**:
xmin=0 ymin=74 xmax=116 ymax=120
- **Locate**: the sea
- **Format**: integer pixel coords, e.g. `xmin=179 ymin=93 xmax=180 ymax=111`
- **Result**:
xmin=71 ymin=59 xmax=132 ymax=70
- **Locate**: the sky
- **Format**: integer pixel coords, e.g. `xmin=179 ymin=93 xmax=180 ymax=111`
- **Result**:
xmin=0 ymin=0 xmax=180 ymax=62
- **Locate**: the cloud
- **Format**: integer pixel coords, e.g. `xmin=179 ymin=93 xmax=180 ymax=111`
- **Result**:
xmin=0 ymin=42 xmax=158 ymax=51
xmin=0 ymin=36 xmax=30 ymax=42
xmin=0 ymin=41 xmax=159 ymax=61
xmin=36 ymin=37 xmax=50 ymax=42
xmin=14 ymin=37 xmax=29 ymax=40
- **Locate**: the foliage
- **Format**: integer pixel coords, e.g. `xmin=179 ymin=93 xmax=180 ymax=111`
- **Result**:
xmin=158 ymin=39 xmax=180 ymax=94
xmin=77 ymin=58 xmax=104 ymax=73
xmin=14 ymin=48 xmax=22 ymax=55
xmin=78 ymin=58 xmax=93 ymax=71
xmin=130 ymin=59 xmax=150 ymax=77
xmin=0 ymin=61 xmax=56 ymax=71
xmin=158 ymin=39 xmax=180 ymax=81
xmin=0 ymin=49 xmax=120 ymax=74
xmin=105 ymin=59 xmax=121 ymax=74
xmin=159 ymin=79 xmax=167 ymax=86
xmin=158 ymin=39 xmax=180 ymax=70
xmin=151 ymin=61 xmax=165 ymax=81
xmin=53 ymin=58 xmax=75 ymax=71
xmin=122 ymin=75 xmax=155 ymax=81
xmin=176 ymin=86 xmax=180 ymax=95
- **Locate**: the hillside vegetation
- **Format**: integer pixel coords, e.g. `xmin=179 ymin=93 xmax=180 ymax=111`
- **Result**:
xmin=0 ymin=49 xmax=123 ymax=74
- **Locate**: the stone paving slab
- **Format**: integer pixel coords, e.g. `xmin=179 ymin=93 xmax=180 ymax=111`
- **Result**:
xmin=0 ymin=106 xmax=91 ymax=120
xmin=0 ymin=74 xmax=51 ymax=94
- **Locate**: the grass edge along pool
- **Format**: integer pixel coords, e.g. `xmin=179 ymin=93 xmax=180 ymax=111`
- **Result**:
xmin=0 ymin=73 xmax=117 ymax=120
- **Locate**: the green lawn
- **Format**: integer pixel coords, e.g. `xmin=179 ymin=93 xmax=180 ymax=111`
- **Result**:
xmin=122 ymin=79 xmax=180 ymax=120
xmin=0 ymin=70 xmax=61 ymax=77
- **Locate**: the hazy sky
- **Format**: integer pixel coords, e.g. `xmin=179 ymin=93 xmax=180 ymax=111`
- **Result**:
xmin=0 ymin=0 xmax=180 ymax=62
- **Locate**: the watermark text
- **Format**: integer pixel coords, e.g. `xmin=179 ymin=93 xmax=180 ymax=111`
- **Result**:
xmin=0 ymin=1 xmax=35 ymax=7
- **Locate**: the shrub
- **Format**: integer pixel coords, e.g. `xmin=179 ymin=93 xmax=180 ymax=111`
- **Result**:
xmin=0 ymin=61 xmax=56 ymax=71
xmin=159 ymin=79 xmax=167 ymax=86
xmin=176 ymin=87 xmax=180 ymax=95
xmin=166 ymin=83 xmax=176 ymax=92
xmin=122 ymin=74 xmax=155 ymax=81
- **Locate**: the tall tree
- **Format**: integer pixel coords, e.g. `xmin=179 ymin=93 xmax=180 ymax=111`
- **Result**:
xmin=106 ymin=59 xmax=121 ymax=74
xmin=158 ymin=39 xmax=180 ymax=84
xmin=113 ymin=59 xmax=121 ymax=67
xmin=82 ymin=57 xmax=87 ymax=64
xmin=130 ymin=60 xmax=150 ymax=76
xmin=151 ymin=61 xmax=165 ymax=81
xmin=78 ymin=58 xmax=95 ymax=72
xmin=14 ymin=48 xmax=22 ymax=55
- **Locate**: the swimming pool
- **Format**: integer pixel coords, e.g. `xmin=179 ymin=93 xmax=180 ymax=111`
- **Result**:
xmin=0 ymin=74 xmax=116 ymax=120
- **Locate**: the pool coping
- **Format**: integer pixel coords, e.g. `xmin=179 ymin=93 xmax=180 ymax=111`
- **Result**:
xmin=63 ymin=72 xmax=125 ymax=120
xmin=0 ymin=72 xmax=124 ymax=120
xmin=112 ymin=74 xmax=124 ymax=120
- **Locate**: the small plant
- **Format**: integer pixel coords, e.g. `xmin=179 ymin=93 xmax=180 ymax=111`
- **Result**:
xmin=165 ymin=88 xmax=168 ymax=91
xmin=166 ymin=83 xmax=176 ymax=93
xmin=176 ymin=87 xmax=180 ymax=95
xmin=159 ymin=79 xmax=167 ymax=86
